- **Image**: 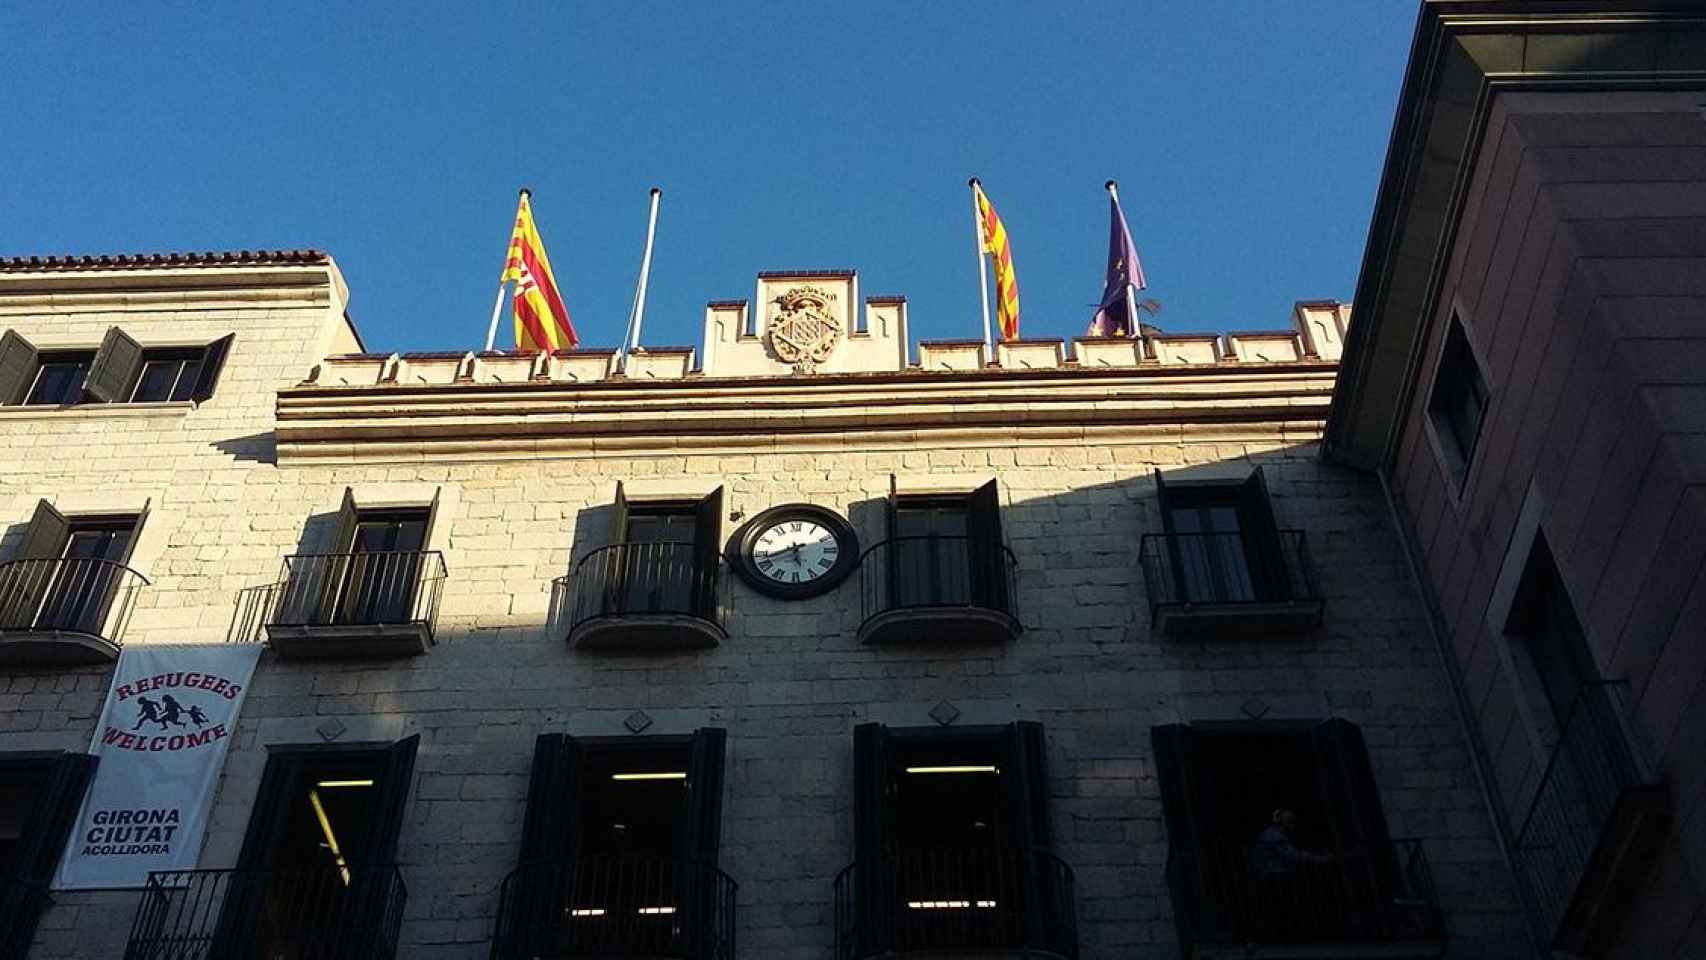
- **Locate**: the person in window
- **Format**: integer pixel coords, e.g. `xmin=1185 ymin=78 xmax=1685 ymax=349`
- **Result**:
xmin=1248 ymin=808 xmax=1332 ymax=939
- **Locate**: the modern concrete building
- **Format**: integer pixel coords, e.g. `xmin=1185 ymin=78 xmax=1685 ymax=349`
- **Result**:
xmin=0 ymin=4 xmax=1699 ymax=960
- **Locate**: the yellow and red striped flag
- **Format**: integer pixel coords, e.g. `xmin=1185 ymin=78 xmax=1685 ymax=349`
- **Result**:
xmin=502 ymin=191 xmax=578 ymax=351
xmin=973 ymin=182 xmax=1020 ymax=341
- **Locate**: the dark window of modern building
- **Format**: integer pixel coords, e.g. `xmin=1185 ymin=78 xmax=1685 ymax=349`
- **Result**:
xmin=0 ymin=328 xmax=232 ymax=407
xmin=884 ymin=478 xmax=1009 ymax=613
xmin=507 ymin=729 xmax=727 ymax=957
xmin=1155 ymin=467 xmax=1288 ymax=603
xmin=1427 ymin=316 xmax=1489 ymax=481
xmin=849 ymin=722 xmax=1059 ymax=955
xmin=0 ymin=500 xmax=147 ymax=638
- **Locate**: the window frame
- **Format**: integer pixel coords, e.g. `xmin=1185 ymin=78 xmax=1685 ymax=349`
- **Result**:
xmin=22 ymin=350 xmax=96 ymax=406
xmin=1424 ymin=310 xmax=1492 ymax=494
xmin=0 ymin=328 xmax=233 ymax=409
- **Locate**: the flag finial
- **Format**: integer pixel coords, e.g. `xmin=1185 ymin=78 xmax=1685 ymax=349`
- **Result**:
xmin=650 ymin=186 xmax=662 ymax=197
xmin=519 ymin=186 xmax=532 ymax=198
xmin=1105 ymin=179 xmax=1118 ymax=191
xmin=968 ymin=176 xmax=981 ymax=187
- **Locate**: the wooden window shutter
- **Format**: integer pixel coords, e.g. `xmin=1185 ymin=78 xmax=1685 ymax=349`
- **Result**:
xmin=611 ymin=482 xmax=629 ymax=543
xmin=967 ymin=478 xmax=1010 ymax=613
xmin=513 ymin=733 xmax=581 ymax=958
xmin=17 ymin=500 xmax=70 ymax=560
xmin=235 ymin=754 xmax=299 ymax=871
xmin=0 ymin=331 xmax=39 ymax=406
xmin=683 ymin=728 xmax=728 ymax=960
xmin=691 ymin=487 xmax=724 ymax=619
xmin=1237 ymin=467 xmax=1289 ymax=601
xmin=83 ymin=327 xmax=145 ymax=403
xmin=330 ymin=487 xmax=360 ymax=554
xmin=1308 ymin=718 xmax=1392 ymax=854
xmin=852 ymin=723 xmax=896 ymax=957
xmin=1151 ymin=723 xmax=1207 ymax=935
xmin=189 ymin=334 xmax=234 ymax=403
xmin=16 ymin=751 xmax=96 ymax=885
xmin=118 ymin=500 xmax=150 ymax=567
xmin=1003 ymin=721 xmax=1049 ymax=852
xmin=365 ymin=734 xmax=420 ymax=864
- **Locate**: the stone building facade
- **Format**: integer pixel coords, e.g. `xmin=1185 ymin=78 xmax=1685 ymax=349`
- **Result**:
xmin=0 ymin=250 xmax=1532 ymax=960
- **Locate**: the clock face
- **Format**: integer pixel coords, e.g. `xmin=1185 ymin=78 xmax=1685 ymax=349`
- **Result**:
xmin=753 ymin=519 xmax=840 ymax=585
xmin=730 ymin=504 xmax=860 ymax=599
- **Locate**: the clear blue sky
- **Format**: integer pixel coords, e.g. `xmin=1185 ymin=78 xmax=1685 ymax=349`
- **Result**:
xmin=0 ymin=2 xmax=1415 ymax=352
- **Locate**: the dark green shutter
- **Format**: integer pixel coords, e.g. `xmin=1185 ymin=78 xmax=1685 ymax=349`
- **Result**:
xmin=1005 ymin=722 xmax=1056 ymax=949
xmin=83 ymin=326 xmax=145 ymax=403
xmin=683 ymin=728 xmax=728 ymax=960
xmin=1237 ymin=467 xmax=1289 ymax=601
xmin=514 ymin=734 xmax=581 ymax=958
xmin=5 ymin=752 xmax=95 ymax=960
xmin=884 ymin=476 xmax=900 ymax=614
xmin=1152 ymin=724 xmax=1208 ymax=944
xmin=853 ymin=723 xmax=896 ymax=956
xmin=189 ymin=334 xmax=234 ymax=402
xmin=0 ymin=331 xmax=38 ymax=406
xmin=692 ymin=487 xmax=724 ymax=619
xmin=612 ymin=482 xmax=630 ymax=542
xmin=966 ymin=478 xmax=1010 ymax=614
xmin=365 ymin=734 xmax=420 ymax=863
xmin=1309 ymin=719 xmax=1392 ymax=853
xmin=0 ymin=501 xmax=70 ymax=631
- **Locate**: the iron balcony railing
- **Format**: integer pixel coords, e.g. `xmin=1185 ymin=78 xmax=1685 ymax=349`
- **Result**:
xmin=858 ymin=536 xmax=1020 ymax=626
xmin=1166 ymin=837 xmax=1444 ymax=951
xmin=0 ymin=556 xmax=148 ymax=645
xmin=490 ymin=855 xmax=737 ymax=960
xmin=1139 ymin=530 xmax=1321 ymax=611
xmin=125 ymin=864 xmax=407 ymax=960
xmin=557 ymin=541 xmax=723 ymax=635
xmin=834 ymin=846 xmax=1077 ymax=960
xmin=229 ymin=551 xmax=447 ymax=644
xmin=0 ymin=875 xmax=50 ymax=960
xmin=1514 ymin=680 xmax=1663 ymax=951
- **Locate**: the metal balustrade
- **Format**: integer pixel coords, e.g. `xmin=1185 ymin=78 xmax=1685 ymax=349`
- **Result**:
xmin=0 ymin=556 xmax=148 ymax=663
xmin=1139 ymin=530 xmax=1323 ymax=635
xmin=556 ymin=541 xmax=724 ymax=650
xmin=1166 ymin=838 xmax=1444 ymax=954
xmin=228 ymin=551 xmax=447 ymax=653
xmin=125 ymin=864 xmax=407 ymax=960
xmin=1513 ymin=680 xmax=1667 ymax=952
xmin=833 ymin=846 xmax=1077 ymax=960
xmin=490 ymin=855 xmax=737 ymax=960
xmin=856 ymin=536 xmax=1020 ymax=644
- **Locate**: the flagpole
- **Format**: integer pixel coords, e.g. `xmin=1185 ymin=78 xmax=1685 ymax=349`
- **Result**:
xmin=618 ymin=187 xmax=663 ymax=376
xmin=1107 ymin=180 xmax=1140 ymax=339
xmin=484 ymin=187 xmax=530 ymax=352
xmin=969 ymin=178 xmax=993 ymax=356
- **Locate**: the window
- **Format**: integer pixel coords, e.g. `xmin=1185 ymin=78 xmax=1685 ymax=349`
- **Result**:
xmin=0 ymin=752 xmax=97 ymax=960
xmin=0 ymin=328 xmax=232 ymax=407
xmin=1427 ymin=316 xmax=1489 ymax=480
xmin=22 ymin=352 xmax=94 ymax=405
xmin=504 ymin=730 xmax=728 ymax=957
xmin=0 ymin=499 xmax=147 ymax=642
xmin=274 ymin=488 xmax=441 ymax=630
xmin=884 ymin=477 xmax=1010 ymax=614
xmin=1152 ymin=721 xmax=1439 ymax=949
xmin=1155 ymin=467 xmax=1289 ymax=604
xmin=846 ymin=723 xmax=1069 ymax=957
xmin=1506 ymin=535 xmax=1600 ymax=746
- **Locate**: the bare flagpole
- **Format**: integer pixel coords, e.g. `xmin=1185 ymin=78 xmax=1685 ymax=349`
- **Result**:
xmin=1107 ymin=180 xmax=1140 ymax=338
xmin=969 ymin=178 xmax=993 ymax=355
xmin=483 ymin=187 xmax=529 ymax=352
xmin=618 ymin=187 xmax=663 ymax=375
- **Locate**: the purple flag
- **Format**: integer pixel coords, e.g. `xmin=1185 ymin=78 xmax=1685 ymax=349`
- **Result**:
xmin=1088 ymin=191 xmax=1148 ymax=337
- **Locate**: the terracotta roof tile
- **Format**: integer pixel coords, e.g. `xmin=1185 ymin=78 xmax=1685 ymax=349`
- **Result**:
xmin=0 ymin=249 xmax=329 ymax=272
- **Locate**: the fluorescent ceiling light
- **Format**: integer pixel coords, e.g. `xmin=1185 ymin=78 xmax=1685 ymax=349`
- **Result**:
xmin=611 ymin=772 xmax=687 ymax=781
xmin=315 ymin=779 xmax=374 ymax=788
xmin=903 ymin=765 xmax=999 ymax=775
xmin=637 ymin=906 xmax=677 ymax=915
xmin=307 ymin=789 xmax=351 ymax=886
xmin=906 ymin=900 xmax=997 ymax=910
xmin=569 ymin=908 xmax=606 ymax=917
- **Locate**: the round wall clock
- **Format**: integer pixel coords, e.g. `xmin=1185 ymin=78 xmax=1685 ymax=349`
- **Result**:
xmin=728 ymin=503 xmax=860 ymax=600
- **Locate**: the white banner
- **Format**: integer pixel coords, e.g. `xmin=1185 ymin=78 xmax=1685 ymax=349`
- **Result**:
xmin=55 ymin=643 xmax=262 ymax=890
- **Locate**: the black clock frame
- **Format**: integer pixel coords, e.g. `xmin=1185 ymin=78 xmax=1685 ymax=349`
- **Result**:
xmin=727 ymin=503 xmax=861 ymax=600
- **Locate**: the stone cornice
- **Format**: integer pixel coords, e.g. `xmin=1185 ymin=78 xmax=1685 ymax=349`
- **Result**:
xmin=276 ymin=362 xmax=1338 ymax=464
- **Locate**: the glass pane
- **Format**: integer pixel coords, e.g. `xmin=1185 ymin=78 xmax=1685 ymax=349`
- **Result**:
xmin=170 ymin=359 xmax=203 ymax=401
xmin=627 ymin=511 xmax=692 ymax=543
xmin=26 ymin=361 xmax=90 ymax=405
xmin=130 ymin=360 xmax=180 ymax=402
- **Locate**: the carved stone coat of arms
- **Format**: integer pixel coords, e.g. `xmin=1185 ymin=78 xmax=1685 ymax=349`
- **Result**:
xmin=766 ymin=286 xmax=842 ymax=374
